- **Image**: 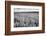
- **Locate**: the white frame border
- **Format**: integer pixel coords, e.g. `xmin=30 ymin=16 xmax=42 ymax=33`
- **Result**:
xmin=11 ymin=5 xmax=42 ymax=31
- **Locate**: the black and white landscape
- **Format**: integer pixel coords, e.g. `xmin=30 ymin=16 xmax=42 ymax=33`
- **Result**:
xmin=14 ymin=8 xmax=39 ymax=27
